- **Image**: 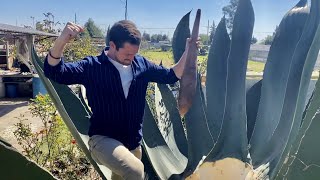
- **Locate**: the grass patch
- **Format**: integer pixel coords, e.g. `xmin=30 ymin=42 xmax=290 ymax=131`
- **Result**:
xmin=139 ymin=49 xmax=266 ymax=73
xmin=139 ymin=49 xmax=174 ymax=67
xmin=247 ymin=61 xmax=265 ymax=73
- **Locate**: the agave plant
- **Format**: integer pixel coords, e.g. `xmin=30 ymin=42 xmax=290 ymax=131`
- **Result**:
xmin=6 ymin=0 xmax=319 ymax=179
xmin=143 ymin=0 xmax=320 ymax=179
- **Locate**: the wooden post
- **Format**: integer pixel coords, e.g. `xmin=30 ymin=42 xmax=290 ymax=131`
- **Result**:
xmin=26 ymin=35 xmax=34 ymax=62
xmin=5 ymin=40 xmax=11 ymax=69
xmin=25 ymin=35 xmax=34 ymax=73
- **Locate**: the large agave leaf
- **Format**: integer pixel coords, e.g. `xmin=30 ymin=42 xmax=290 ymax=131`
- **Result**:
xmin=0 ymin=137 xmax=57 ymax=179
xmin=79 ymin=85 xmax=92 ymax=115
xmin=208 ymin=0 xmax=254 ymax=162
xmin=205 ymin=17 xmax=231 ymax=142
xmin=272 ymin=18 xmax=320 ymax=179
xmin=178 ymin=9 xmax=201 ymax=116
xmin=172 ymin=11 xmax=191 ymax=63
xmin=246 ymin=80 xmax=262 ymax=141
xmin=143 ymin=12 xmax=202 ymax=179
xmin=250 ymin=0 xmax=309 ymax=167
xmin=275 ymin=64 xmax=320 ymax=179
xmin=141 ymin=148 xmax=160 ymax=180
xmin=182 ymin=75 xmax=213 ymax=177
xmin=31 ymin=48 xmax=111 ymax=180
xmin=278 ymin=0 xmax=320 ymax=165
xmin=251 ymin=0 xmax=320 ymax=168
xmin=142 ymin=103 xmax=186 ymax=180
xmin=155 ymin=84 xmax=188 ymax=159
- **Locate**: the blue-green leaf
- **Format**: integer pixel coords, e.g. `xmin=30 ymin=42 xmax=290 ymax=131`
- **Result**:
xmin=155 ymin=84 xmax=188 ymax=159
xmin=142 ymin=103 xmax=186 ymax=180
xmin=209 ymin=0 xmax=254 ymax=162
xmin=205 ymin=17 xmax=231 ymax=143
xmin=250 ymin=1 xmax=309 ymax=159
xmin=251 ymin=0 xmax=320 ymax=168
xmin=246 ymin=79 xmax=262 ymax=141
xmin=172 ymin=11 xmax=191 ymax=63
xmin=275 ymin=63 xmax=320 ymax=179
xmin=0 ymin=138 xmax=57 ymax=179
xmin=183 ymin=75 xmax=213 ymax=177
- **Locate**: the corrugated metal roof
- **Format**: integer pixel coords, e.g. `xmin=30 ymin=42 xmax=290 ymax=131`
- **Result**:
xmin=0 ymin=23 xmax=58 ymax=37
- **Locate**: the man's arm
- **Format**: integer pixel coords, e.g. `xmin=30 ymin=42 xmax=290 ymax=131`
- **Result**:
xmin=44 ymin=22 xmax=89 ymax=85
xmin=48 ymin=22 xmax=83 ymax=66
xmin=172 ymin=51 xmax=187 ymax=79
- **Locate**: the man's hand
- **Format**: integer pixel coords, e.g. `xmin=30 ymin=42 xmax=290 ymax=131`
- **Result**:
xmin=185 ymin=37 xmax=201 ymax=52
xmin=48 ymin=22 xmax=84 ymax=66
xmin=56 ymin=22 xmax=84 ymax=45
xmin=173 ymin=37 xmax=201 ymax=79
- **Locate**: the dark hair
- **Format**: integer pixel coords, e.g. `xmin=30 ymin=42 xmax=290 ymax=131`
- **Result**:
xmin=109 ymin=20 xmax=141 ymax=50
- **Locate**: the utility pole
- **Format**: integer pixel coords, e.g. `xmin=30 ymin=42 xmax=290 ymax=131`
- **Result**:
xmin=75 ymin=13 xmax=77 ymax=24
xmin=125 ymin=0 xmax=128 ymax=20
xmin=207 ymin=20 xmax=210 ymax=45
xmin=30 ymin=16 xmax=35 ymax=28
xmin=52 ymin=14 xmax=55 ymax=30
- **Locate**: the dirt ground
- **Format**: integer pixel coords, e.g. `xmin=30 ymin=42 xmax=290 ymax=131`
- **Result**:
xmin=0 ymin=98 xmax=43 ymax=152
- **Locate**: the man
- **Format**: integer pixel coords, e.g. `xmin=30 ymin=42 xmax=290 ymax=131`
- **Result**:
xmin=44 ymin=20 xmax=195 ymax=180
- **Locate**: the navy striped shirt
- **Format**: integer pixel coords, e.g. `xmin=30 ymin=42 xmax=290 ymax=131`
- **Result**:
xmin=44 ymin=48 xmax=179 ymax=150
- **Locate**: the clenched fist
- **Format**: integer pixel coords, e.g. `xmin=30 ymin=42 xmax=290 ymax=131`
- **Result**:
xmin=48 ymin=22 xmax=84 ymax=66
xmin=57 ymin=22 xmax=84 ymax=44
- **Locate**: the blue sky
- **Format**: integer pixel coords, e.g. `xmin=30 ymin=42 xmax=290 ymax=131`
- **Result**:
xmin=0 ymin=0 xmax=302 ymax=41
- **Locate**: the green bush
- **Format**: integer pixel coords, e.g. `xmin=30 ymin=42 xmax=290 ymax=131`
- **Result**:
xmin=13 ymin=94 xmax=100 ymax=180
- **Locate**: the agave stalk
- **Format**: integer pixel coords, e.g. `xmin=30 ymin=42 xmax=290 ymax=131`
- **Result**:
xmin=178 ymin=9 xmax=201 ymax=117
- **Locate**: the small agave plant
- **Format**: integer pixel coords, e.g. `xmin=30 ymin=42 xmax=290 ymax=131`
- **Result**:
xmin=6 ymin=0 xmax=320 ymax=179
xmin=142 ymin=0 xmax=320 ymax=179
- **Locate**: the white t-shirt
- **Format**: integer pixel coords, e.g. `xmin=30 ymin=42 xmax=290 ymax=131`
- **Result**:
xmin=106 ymin=54 xmax=133 ymax=99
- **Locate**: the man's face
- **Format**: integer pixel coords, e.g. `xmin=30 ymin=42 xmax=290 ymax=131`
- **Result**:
xmin=114 ymin=42 xmax=139 ymax=65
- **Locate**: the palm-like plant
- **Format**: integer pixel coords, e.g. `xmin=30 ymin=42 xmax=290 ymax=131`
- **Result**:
xmin=7 ymin=0 xmax=320 ymax=179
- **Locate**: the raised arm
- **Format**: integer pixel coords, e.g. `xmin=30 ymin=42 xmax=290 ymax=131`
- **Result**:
xmin=44 ymin=22 xmax=89 ymax=85
xmin=47 ymin=22 xmax=83 ymax=66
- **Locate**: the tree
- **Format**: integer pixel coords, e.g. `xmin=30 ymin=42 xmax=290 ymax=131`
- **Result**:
xmin=64 ymin=37 xmax=99 ymax=61
xmin=35 ymin=12 xmax=56 ymax=33
xmin=273 ymin=25 xmax=279 ymax=37
xmin=35 ymin=22 xmax=44 ymax=31
xmin=262 ymin=35 xmax=274 ymax=45
xmin=150 ymin=34 xmax=169 ymax=43
xmin=84 ymin=18 xmax=103 ymax=38
xmin=261 ymin=26 xmax=279 ymax=45
xmin=251 ymin=36 xmax=258 ymax=44
xmin=142 ymin=32 xmax=151 ymax=41
xmin=199 ymin=34 xmax=209 ymax=45
xmin=105 ymin=25 xmax=111 ymax=46
xmin=150 ymin=34 xmax=158 ymax=42
xmin=161 ymin=34 xmax=168 ymax=41
xmin=209 ymin=20 xmax=216 ymax=45
xmin=222 ymin=0 xmax=239 ymax=33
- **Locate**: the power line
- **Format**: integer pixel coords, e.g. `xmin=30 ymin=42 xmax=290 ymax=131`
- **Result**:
xmin=139 ymin=27 xmax=176 ymax=29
